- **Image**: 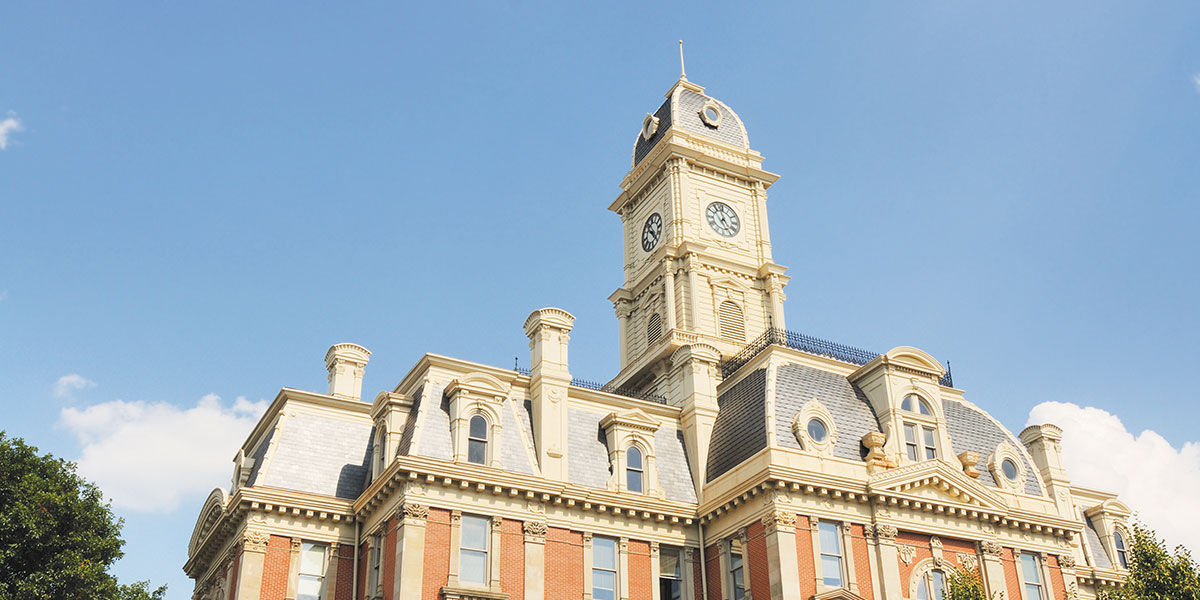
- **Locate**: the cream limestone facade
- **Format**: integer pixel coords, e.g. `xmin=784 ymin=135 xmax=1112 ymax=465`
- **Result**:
xmin=186 ymin=73 xmax=1129 ymax=600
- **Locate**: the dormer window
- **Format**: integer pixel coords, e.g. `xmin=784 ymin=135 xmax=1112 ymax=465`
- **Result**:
xmin=467 ymin=415 xmax=489 ymax=465
xmin=904 ymin=423 xmax=937 ymax=461
xmin=1114 ymin=529 xmax=1128 ymax=568
xmin=626 ymin=446 xmax=644 ymax=493
xmin=902 ymin=394 xmax=932 ymax=415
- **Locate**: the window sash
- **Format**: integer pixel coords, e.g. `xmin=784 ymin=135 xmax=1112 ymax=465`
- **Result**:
xmin=904 ymin=424 xmax=919 ymax=460
xmin=818 ymin=522 xmax=844 ymax=587
xmin=923 ymin=426 xmax=937 ymax=459
xmin=368 ymin=535 xmax=382 ymax=591
xmin=593 ymin=536 xmax=618 ymax=600
xmin=459 ymin=515 xmax=490 ymax=585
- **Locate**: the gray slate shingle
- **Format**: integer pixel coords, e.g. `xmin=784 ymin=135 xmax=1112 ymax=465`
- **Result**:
xmin=567 ymin=408 xmax=611 ymax=489
xmin=706 ymin=369 xmax=768 ymax=483
xmin=774 ymin=364 xmax=879 ymax=460
xmin=251 ymin=412 xmax=372 ymax=499
xmin=943 ymin=399 xmax=1042 ymax=496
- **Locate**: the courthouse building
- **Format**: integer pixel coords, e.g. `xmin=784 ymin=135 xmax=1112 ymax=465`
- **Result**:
xmin=185 ymin=72 xmax=1131 ymax=600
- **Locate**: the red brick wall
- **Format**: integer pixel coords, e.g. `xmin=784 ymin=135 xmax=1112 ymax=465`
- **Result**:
xmin=424 ymin=509 xmax=452 ymax=600
xmin=383 ymin=518 xmax=397 ymax=600
xmin=704 ymin=543 xmax=722 ymax=600
xmin=500 ymin=518 xmax=524 ymax=600
xmin=941 ymin=536 xmax=976 ymax=566
xmin=1048 ymin=555 xmax=1067 ymax=600
xmin=546 ymin=527 xmax=583 ymax=600
xmin=747 ymin=522 xmax=770 ymax=600
xmin=795 ymin=516 xmax=816 ymax=600
xmin=260 ymin=535 xmax=293 ymax=600
xmin=358 ymin=539 xmax=370 ymax=600
xmin=692 ymin=549 xmax=705 ymax=600
xmin=896 ymin=532 xmax=934 ymax=588
xmin=1002 ymin=548 xmax=1022 ymax=600
xmin=334 ymin=543 xmax=354 ymax=600
xmin=628 ymin=540 xmax=652 ymax=600
xmin=850 ymin=524 xmax=874 ymax=600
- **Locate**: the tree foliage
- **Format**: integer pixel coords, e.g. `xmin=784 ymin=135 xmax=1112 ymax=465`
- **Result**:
xmin=944 ymin=564 xmax=1003 ymax=600
xmin=0 ymin=431 xmax=166 ymax=600
xmin=1098 ymin=523 xmax=1200 ymax=600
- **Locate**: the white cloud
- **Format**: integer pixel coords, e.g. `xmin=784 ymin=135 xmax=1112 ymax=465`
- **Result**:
xmin=53 ymin=373 xmax=97 ymax=399
xmin=0 ymin=112 xmax=21 ymax=150
xmin=1027 ymin=402 xmax=1200 ymax=553
xmin=59 ymin=394 xmax=268 ymax=512
xmin=1194 ymin=73 xmax=1200 ymax=94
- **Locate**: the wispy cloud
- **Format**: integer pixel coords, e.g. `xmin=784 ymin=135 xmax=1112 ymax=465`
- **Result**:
xmin=53 ymin=374 xmax=97 ymax=400
xmin=59 ymin=394 xmax=267 ymax=512
xmin=1193 ymin=73 xmax=1200 ymax=95
xmin=1027 ymin=402 xmax=1200 ymax=554
xmin=0 ymin=112 xmax=22 ymax=150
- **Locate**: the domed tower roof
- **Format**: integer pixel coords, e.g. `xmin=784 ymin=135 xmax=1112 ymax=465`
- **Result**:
xmin=632 ymin=78 xmax=751 ymax=168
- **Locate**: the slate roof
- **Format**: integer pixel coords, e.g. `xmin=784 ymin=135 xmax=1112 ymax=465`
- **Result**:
xmin=706 ymin=369 xmax=768 ymax=482
xmin=1083 ymin=514 xmax=1115 ymax=569
xmin=943 ymin=399 xmax=1042 ymax=496
xmin=632 ymin=84 xmax=750 ymax=167
xmin=774 ymin=364 xmax=878 ymax=461
xmin=565 ymin=406 xmax=698 ymax=503
xmin=245 ymin=412 xmax=372 ymax=500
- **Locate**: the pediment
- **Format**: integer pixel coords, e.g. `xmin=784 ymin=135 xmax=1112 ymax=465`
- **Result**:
xmin=881 ymin=346 xmax=945 ymax=378
xmin=599 ymin=408 xmax=660 ymax=433
xmin=188 ymin=488 xmax=228 ymax=554
xmin=448 ymin=372 xmax=510 ymax=399
xmin=813 ymin=588 xmax=868 ymax=600
xmin=868 ymin=460 xmax=1007 ymax=511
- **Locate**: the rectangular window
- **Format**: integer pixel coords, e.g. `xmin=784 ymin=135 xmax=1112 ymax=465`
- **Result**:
xmin=922 ymin=426 xmax=937 ymax=459
xmin=818 ymin=521 xmax=844 ymax=587
xmin=904 ymin=424 xmax=919 ymax=461
xmin=729 ymin=544 xmax=746 ymax=600
xmin=367 ymin=533 xmax=382 ymax=594
xmin=1020 ymin=553 xmax=1044 ymax=600
xmin=659 ymin=545 xmax=682 ymax=600
xmin=460 ymin=515 xmax=489 ymax=585
xmin=297 ymin=542 xmax=327 ymax=600
xmin=593 ymin=536 xmax=618 ymax=600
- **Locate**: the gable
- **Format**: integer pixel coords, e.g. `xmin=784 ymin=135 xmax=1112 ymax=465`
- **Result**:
xmin=867 ymin=460 xmax=1008 ymax=511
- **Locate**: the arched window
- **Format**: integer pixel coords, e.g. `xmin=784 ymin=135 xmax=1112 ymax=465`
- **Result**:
xmin=647 ymin=313 xmax=663 ymax=345
xmin=467 ymin=415 xmax=488 ymax=465
xmin=901 ymin=394 xmax=932 ymax=415
xmin=915 ymin=568 xmax=947 ymax=600
xmin=1114 ymin=529 xmax=1128 ymax=568
xmin=374 ymin=426 xmax=386 ymax=477
xmin=718 ymin=300 xmax=745 ymax=342
xmin=626 ymin=446 xmax=644 ymax=493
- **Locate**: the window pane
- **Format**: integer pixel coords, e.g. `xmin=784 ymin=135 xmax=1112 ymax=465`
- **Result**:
xmin=1020 ymin=553 xmax=1041 ymax=584
xmin=468 ymin=439 xmax=486 ymax=464
xmin=905 ymin=423 xmax=917 ymax=444
xmin=462 ymin=515 xmax=489 ymax=551
xmin=1025 ymin=584 xmax=1043 ymax=600
xmin=925 ymin=445 xmax=937 ymax=460
xmin=594 ymin=537 xmax=616 ymax=570
xmin=924 ymin=428 xmax=937 ymax=459
xmin=461 ymin=549 xmax=487 ymax=584
xmin=931 ymin=570 xmax=946 ymax=600
xmin=627 ymin=469 xmax=643 ymax=493
xmin=918 ymin=400 xmax=931 ymax=416
xmin=730 ymin=551 xmax=743 ymax=570
xmin=907 ymin=443 xmax=918 ymax=461
xmin=469 ymin=415 xmax=487 ymax=439
xmin=818 ymin=522 xmax=841 ymax=555
xmin=297 ymin=575 xmax=322 ymax=600
xmin=300 ymin=543 xmax=326 ymax=575
xmin=659 ymin=547 xmax=680 ymax=577
xmin=593 ymin=570 xmax=616 ymax=599
xmin=627 ymin=447 xmax=642 ymax=470
xmin=916 ymin=580 xmax=929 ymax=600
xmin=660 ymin=579 xmax=682 ymax=600
xmin=902 ymin=395 xmax=913 ymax=411
xmin=923 ymin=427 xmax=936 ymax=447
xmin=821 ymin=555 xmax=843 ymax=587
xmin=732 ymin=568 xmax=745 ymax=592
xmin=807 ymin=419 xmax=827 ymax=442
xmin=1002 ymin=459 xmax=1019 ymax=481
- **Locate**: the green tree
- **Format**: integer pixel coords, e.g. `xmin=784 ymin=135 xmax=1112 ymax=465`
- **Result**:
xmin=0 ymin=431 xmax=166 ymax=600
xmin=1098 ymin=523 xmax=1200 ymax=600
xmin=944 ymin=564 xmax=1003 ymax=600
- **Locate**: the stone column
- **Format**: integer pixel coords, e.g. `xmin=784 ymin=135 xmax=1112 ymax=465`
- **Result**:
xmin=650 ymin=542 xmax=662 ymax=600
xmin=663 ymin=259 xmax=678 ymax=331
xmin=762 ymin=511 xmax=802 ymax=600
xmin=619 ymin=537 xmax=631 ymax=600
xmin=323 ymin=542 xmax=340 ymax=600
xmin=869 ymin=524 xmax=902 ymax=600
xmin=737 ymin=528 xmax=754 ymax=600
xmin=583 ymin=532 xmax=595 ymax=600
xmin=524 ymin=522 xmax=547 ymax=600
xmin=235 ymin=531 xmax=269 ymax=600
xmin=979 ymin=541 xmax=1006 ymax=600
xmin=490 ymin=517 xmax=504 ymax=589
xmin=286 ymin=538 xmax=302 ymax=600
xmin=394 ymin=503 xmax=428 ymax=600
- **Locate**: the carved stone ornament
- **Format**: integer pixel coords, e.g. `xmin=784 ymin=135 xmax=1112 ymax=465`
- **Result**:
xmin=523 ymin=521 xmax=547 ymax=539
xmin=583 ymin=532 xmax=593 ymax=546
xmin=957 ymin=552 xmax=979 ymax=571
xmin=981 ymin=541 xmax=1003 ymax=556
xmin=242 ymin=530 xmax=270 ymax=552
xmin=290 ymin=538 xmax=302 ymax=551
xmin=871 ymin=524 xmax=898 ymax=542
xmin=1058 ymin=554 xmax=1077 ymax=569
xmin=898 ymin=544 xmax=917 ymax=565
xmin=761 ymin=511 xmax=797 ymax=532
xmin=450 ymin=510 xmax=463 ymax=524
xmin=930 ymin=536 xmax=943 ymax=549
xmin=401 ymin=503 xmax=429 ymax=521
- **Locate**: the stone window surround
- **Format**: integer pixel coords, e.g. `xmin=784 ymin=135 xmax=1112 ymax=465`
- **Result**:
xmin=582 ymin=533 xmax=630 ymax=600
xmin=907 ymin=557 xmax=949 ymax=600
xmin=883 ymin=382 xmax=954 ymax=468
xmin=1012 ymin=550 xmax=1054 ymax=600
xmin=808 ymin=518 xmax=858 ymax=595
xmin=718 ymin=529 xmax=752 ymax=600
xmin=988 ymin=441 xmax=1028 ymax=492
xmin=792 ymin=398 xmax=839 ymax=457
xmin=284 ymin=538 xmax=340 ymax=600
xmin=446 ymin=510 xmax=505 ymax=594
xmin=600 ymin=410 xmax=662 ymax=497
xmin=447 ymin=399 xmax=504 ymax=469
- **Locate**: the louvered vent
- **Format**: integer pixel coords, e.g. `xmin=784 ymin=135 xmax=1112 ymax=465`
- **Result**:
xmin=719 ymin=300 xmax=745 ymax=342
xmin=647 ymin=313 xmax=663 ymax=346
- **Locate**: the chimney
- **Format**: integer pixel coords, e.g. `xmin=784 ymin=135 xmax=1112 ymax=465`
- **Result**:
xmin=524 ymin=308 xmax=574 ymax=479
xmin=325 ymin=343 xmax=371 ymax=401
xmin=1019 ymin=423 xmax=1073 ymax=515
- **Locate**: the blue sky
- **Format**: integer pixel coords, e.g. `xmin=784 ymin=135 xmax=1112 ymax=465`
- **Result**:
xmin=2 ymin=2 xmax=1199 ymax=597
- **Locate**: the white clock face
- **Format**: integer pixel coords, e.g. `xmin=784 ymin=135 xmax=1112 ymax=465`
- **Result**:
xmin=641 ymin=213 xmax=662 ymax=251
xmin=705 ymin=202 xmax=740 ymax=237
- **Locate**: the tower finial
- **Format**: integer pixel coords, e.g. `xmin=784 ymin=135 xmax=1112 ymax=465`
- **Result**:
xmin=678 ymin=40 xmax=687 ymax=80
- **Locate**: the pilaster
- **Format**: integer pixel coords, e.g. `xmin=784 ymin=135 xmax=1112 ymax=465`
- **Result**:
xmin=979 ymin=541 xmax=1007 ymax=600
xmin=868 ymin=524 xmax=902 ymax=600
xmin=235 ymin=531 xmax=269 ymax=600
xmin=523 ymin=522 xmax=547 ymax=600
xmin=394 ymin=503 xmax=428 ymax=600
xmin=761 ymin=511 xmax=802 ymax=600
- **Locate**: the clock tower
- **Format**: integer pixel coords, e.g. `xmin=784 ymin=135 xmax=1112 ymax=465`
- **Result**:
xmin=607 ymin=73 xmax=789 ymax=400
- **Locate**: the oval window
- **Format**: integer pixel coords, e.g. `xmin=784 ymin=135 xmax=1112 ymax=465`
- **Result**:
xmin=807 ymin=419 xmax=827 ymax=443
xmin=1001 ymin=458 xmax=1019 ymax=481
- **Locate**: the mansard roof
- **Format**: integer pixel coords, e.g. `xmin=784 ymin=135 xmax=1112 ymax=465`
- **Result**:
xmin=632 ymin=79 xmax=751 ymax=167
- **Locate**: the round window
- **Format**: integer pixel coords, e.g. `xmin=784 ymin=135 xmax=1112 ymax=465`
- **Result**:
xmin=704 ymin=106 xmax=719 ymax=122
xmin=807 ymin=419 xmax=827 ymax=443
xmin=1001 ymin=458 xmax=1019 ymax=481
